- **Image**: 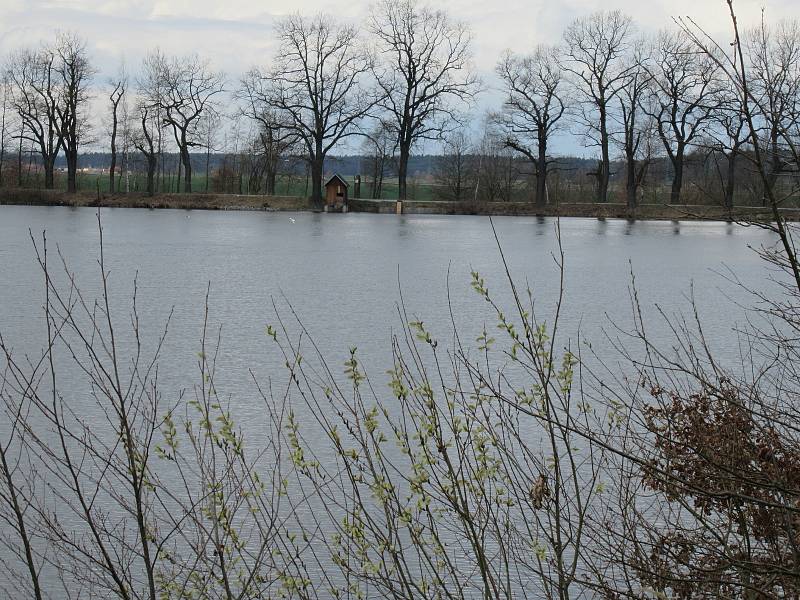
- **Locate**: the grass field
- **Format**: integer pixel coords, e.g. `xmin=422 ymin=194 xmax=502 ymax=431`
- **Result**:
xmin=13 ymin=169 xmax=800 ymax=207
xmin=20 ymin=171 xmax=442 ymax=201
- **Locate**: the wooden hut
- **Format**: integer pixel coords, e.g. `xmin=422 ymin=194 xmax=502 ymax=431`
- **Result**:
xmin=324 ymin=174 xmax=349 ymax=211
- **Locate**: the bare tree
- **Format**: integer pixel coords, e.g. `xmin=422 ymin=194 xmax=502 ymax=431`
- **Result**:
xmin=434 ymin=130 xmax=473 ymax=201
xmin=133 ymin=101 xmax=159 ymax=196
xmin=0 ymin=368 xmax=43 ymax=600
xmin=259 ymin=116 xmax=299 ymax=196
xmin=138 ymin=50 xmax=168 ymax=193
xmin=108 ymin=73 xmax=126 ymax=194
xmin=198 ymin=109 xmax=221 ymax=193
xmin=53 ymin=33 xmax=93 ymax=194
xmin=118 ymin=82 xmax=133 ymax=194
xmin=643 ymin=29 xmax=722 ymax=204
xmin=562 ymin=10 xmax=634 ymax=203
xmin=475 ymin=123 xmax=522 ymax=202
xmin=1 ymin=221 xmax=293 ymax=599
xmin=255 ymin=14 xmax=379 ymax=205
xmin=746 ymin=18 xmax=800 ymax=201
xmin=614 ymin=41 xmax=655 ymax=210
xmin=158 ymin=54 xmax=225 ymax=193
xmin=238 ymin=70 xmax=301 ymax=196
xmin=0 ymin=74 xmax=10 ymax=187
xmin=360 ymin=120 xmax=396 ymax=199
xmin=369 ymin=0 xmax=477 ymax=200
xmin=6 ymin=46 xmax=62 ymax=189
xmin=496 ymin=45 xmax=566 ymax=207
xmin=684 ymin=4 xmax=800 ymax=290
xmin=708 ymin=80 xmax=749 ymax=212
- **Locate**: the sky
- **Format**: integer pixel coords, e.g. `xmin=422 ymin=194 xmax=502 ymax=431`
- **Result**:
xmin=1 ymin=0 xmax=797 ymax=155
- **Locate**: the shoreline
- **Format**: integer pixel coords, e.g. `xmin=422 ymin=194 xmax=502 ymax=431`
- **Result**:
xmin=1 ymin=188 xmax=796 ymax=222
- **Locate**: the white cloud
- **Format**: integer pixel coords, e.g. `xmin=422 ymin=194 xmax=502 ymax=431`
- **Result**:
xmin=5 ymin=0 xmax=793 ymax=75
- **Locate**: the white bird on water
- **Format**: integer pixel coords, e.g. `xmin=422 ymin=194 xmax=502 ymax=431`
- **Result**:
xmin=289 ymin=217 xmax=296 ymax=223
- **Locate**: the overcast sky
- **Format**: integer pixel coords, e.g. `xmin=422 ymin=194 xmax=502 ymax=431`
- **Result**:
xmin=1 ymin=0 xmax=797 ymax=155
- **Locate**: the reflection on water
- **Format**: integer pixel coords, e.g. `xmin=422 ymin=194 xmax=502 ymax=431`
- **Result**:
xmin=624 ymin=218 xmax=635 ymax=235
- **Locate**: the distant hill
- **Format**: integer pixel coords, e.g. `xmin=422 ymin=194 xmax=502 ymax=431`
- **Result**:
xmin=59 ymin=152 xmax=440 ymax=177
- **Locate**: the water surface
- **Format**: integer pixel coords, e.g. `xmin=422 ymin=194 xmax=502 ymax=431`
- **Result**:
xmin=0 ymin=205 xmax=782 ymax=595
xmin=0 ymin=206 xmax=777 ymax=391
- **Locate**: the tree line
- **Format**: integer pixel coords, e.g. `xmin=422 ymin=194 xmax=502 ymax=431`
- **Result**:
xmin=1 ymin=2 xmax=800 ymax=208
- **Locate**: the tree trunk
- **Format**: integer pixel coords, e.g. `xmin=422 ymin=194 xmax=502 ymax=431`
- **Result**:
xmin=311 ymin=141 xmax=324 ymax=206
xmin=110 ymin=121 xmax=118 ymax=194
xmin=598 ymin=105 xmax=610 ymax=203
xmin=371 ymin=159 xmax=380 ymax=199
xmin=156 ymin=124 xmax=163 ymax=193
xmin=670 ymin=147 xmax=684 ymax=204
xmin=44 ymin=159 xmax=55 ymax=189
xmin=146 ymin=156 xmax=156 ymax=196
xmin=625 ymin=149 xmax=637 ymax=211
xmin=724 ymin=150 xmax=737 ymax=213
xmin=205 ymin=145 xmax=210 ymax=193
xmin=182 ymin=145 xmax=192 ymax=193
xmin=109 ymin=154 xmax=116 ymax=194
xmin=0 ymin=447 xmax=44 ymax=600
xmin=17 ymin=132 xmax=23 ymax=187
xmin=311 ymin=158 xmax=323 ymax=205
xmin=398 ymin=142 xmax=410 ymax=200
xmin=0 ymin=97 xmax=6 ymax=188
xmin=66 ymin=151 xmax=77 ymax=193
xmin=535 ymin=142 xmax=548 ymax=208
xmin=765 ymin=130 xmax=781 ymax=203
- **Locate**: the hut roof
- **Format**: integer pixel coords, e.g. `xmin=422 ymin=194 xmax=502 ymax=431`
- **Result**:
xmin=325 ymin=174 xmax=349 ymax=188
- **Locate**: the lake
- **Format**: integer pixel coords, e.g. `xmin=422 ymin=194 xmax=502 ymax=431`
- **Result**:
xmin=0 ymin=205 xmax=782 ymax=597
xmin=0 ymin=206 xmax=777 ymax=377
xmin=0 ymin=204 xmax=780 ymax=467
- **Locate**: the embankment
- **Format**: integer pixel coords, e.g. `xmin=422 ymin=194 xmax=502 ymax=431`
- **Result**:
xmin=0 ymin=189 xmax=312 ymax=211
xmin=349 ymin=198 xmax=799 ymax=222
xmin=2 ymin=188 xmax=797 ymax=222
